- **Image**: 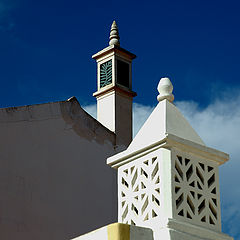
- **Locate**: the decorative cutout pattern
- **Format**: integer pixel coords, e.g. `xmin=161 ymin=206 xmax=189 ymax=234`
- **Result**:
xmin=119 ymin=156 xmax=161 ymax=225
xmin=173 ymin=154 xmax=220 ymax=228
xmin=100 ymin=60 xmax=112 ymax=88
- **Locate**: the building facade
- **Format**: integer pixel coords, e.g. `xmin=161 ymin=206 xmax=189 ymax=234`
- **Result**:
xmin=0 ymin=21 xmax=136 ymax=239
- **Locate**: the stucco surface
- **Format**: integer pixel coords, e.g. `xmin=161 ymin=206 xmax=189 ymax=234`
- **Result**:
xmin=128 ymin=99 xmax=205 ymax=152
xmin=0 ymin=97 xmax=118 ymax=239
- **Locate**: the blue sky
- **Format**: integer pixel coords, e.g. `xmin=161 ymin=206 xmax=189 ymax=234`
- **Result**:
xmin=1 ymin=0 xmax=240 ymax=239
xmin=0 ymin=0 xmax=240 ymax=108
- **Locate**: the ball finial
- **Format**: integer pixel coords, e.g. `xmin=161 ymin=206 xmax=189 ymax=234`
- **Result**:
xmin=157 ymin=77 xmax=174 ymax=102
xmin=109 ymin=20 xmax=120 ymax=46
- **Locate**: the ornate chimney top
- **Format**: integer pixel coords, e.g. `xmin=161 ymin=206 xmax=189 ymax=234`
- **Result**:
xmin=109 ymin=20 xmax=120 ymax=46
xmin=92 ymin=20 xmax=136 ymax=147
xmin=107 ymin=75 xmax=232 ymax=240
xmin=157 ymin=77 xmax=174 ymax=102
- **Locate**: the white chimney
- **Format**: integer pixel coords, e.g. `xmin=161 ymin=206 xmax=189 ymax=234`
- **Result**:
xmin=107 ymin=78 xmax=233 ymax=240
xmin=92 ymin=21 xmax=136 ymax=147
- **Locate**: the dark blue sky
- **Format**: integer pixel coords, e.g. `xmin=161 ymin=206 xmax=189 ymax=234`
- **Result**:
xmin=0 ymin=0 xmax=240 ymax=109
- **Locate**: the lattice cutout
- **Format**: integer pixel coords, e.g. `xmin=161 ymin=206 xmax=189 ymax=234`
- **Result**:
xmin=119 ymin=156 xmax=161 ymax=225
xmin=173 ymin=155 xmax=220 ymax=228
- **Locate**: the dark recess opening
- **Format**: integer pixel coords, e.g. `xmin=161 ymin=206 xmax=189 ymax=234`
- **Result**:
xmin=117 ymin=60 xmax=129 ymax=88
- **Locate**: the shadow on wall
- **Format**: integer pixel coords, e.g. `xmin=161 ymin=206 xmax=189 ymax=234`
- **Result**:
xmin=0 ymin=97 xmax=118 ymax=240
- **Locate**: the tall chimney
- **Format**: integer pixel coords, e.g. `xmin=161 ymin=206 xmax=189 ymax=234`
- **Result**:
xmin=92 ymin=21 xmax=136 ymax=147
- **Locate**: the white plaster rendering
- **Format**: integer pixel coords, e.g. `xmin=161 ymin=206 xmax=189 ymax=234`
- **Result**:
xmin=107 ymin=78 xmax=233 ymax=240
xmin=0 ymin=97 xmax=118 ymax=239
xmin=127 ymin=98 xmax=205 ymax=153
xmin=127 ymin=77 xmax=204 ymax=152
xmin=96 ymin=90 xmax=116 ymax=132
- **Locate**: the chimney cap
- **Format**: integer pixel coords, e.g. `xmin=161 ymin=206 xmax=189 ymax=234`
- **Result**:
xmin=109 ymin=20 xmax=120 ymax=46
xmin=157 ymin=77 xmax=174 ymax=102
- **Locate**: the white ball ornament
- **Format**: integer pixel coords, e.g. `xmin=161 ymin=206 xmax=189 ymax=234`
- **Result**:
xmin=157 ymin=77 xmax=174 ymax=102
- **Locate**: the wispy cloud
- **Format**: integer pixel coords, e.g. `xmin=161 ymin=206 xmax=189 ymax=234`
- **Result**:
xmin=83 ymin=90 xmax=240 ymax=239
xmin=132 ymin=103 xmax=154 ymax=136
xmin=83 ymin=104 xmax=97 ymax=119
xmin=175 ymin=93 xmax=240 ymax=239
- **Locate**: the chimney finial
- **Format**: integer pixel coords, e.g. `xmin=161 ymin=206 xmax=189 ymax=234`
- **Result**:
xmin=109 ymin=20 xmax=120 ymax=46
xmin=157 ymin=77 xmax=174 ymax=102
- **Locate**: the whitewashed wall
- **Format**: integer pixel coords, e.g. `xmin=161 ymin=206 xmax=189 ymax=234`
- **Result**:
xmin=0 ymin=97 xmax=118 ymax=240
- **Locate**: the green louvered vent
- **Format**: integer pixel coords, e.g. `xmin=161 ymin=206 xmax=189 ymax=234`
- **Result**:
xmin=100 ymin=60 xmax=112 ymax=88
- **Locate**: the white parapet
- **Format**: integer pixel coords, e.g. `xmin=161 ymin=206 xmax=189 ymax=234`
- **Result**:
xmin=72 ymin=223 xmax=153 ymax=240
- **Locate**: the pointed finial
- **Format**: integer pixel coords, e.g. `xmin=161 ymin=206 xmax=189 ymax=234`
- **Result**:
xmin=109 ymin=20 xmax=120 ymax=46
xmin=157 ymin=77 xmax=174 ymax=102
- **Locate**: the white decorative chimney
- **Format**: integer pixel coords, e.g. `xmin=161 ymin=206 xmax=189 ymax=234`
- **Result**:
xmin=107 ymin=78 xmax=233 ymax=240
xmin=92 ymin=21 xmax=136 ymax=147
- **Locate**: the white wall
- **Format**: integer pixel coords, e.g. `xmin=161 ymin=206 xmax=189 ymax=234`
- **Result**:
xmin=0 ymin=97 xmax=118 ymax=240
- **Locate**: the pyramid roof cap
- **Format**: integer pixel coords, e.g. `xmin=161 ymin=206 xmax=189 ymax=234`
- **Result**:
xmin=107 ymin=78 xmax=229 ymax=168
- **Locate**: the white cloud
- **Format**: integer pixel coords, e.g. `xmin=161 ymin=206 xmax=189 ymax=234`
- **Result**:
xmin=83 ymin=91 xmax=240 ymax=239
xmin=132 ymin=103 xmax=154 ymax=136
xmin=175 ymin=95 xmax=240 ymax=239
xmin=83 ymin=104 xmax=96 ymax=119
